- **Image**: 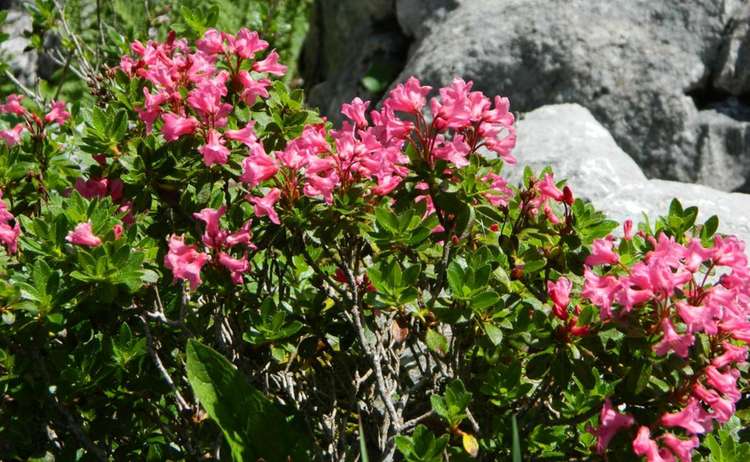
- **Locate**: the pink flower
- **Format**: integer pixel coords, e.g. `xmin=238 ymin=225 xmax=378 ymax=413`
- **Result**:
xmin=547 ymin=277 xmax=572 ymax=311
xmin=586 ymin=238 xmax=620 ymax=266
xmin=433 ymin=135 xmax=471 ymax=167
xmin=237 ymin=71 xmax=271 ymax=106
xmin=538 ymin=173 xmax=564 ymax=202
xmin=384 ymin=77 xmax=432 ymax=114
xmin=218 ymin=252 xmax=249 ymax=284
xmin=113 ymin=224 xmax=123 ymax=240
xmin=653 ymin=318 xmax=694 ymax=358
xmin=661 ymin=399 xmax=712 ymax=435
xmin=138 ymin=88 xmax=170 ymax=133
xmin=44 ymin=100 xmax=70 ymax=125
xmin=66 ymin=222 xmax=102 ymax=248
xmin=623 ymin=219 xmax=634 ymax=240
xmin=592 ymin=399 xmax=634 ymax=454
xmin=483 ymin=173 xmax=513 ymax=208
xmin=303 ymin=157 xmax=339 ymax=204
xmin=0 ymin=124 xmax=25 ymax=146
xmin=199 ymin=129 xmax=231 ymax=166
xmin=164 ymin=235 xmax=209 ymax=291
xmin=161 ymin=113 xmax=198 ymax=141
xmin=660 ymin=433 xmax=699 ymax=462
xmin=632 ymin=427 xmax=672 ymax=462
xmin=683 ymin=239 xmax=712 ymax=272
xmin=195 ymin=28 xmax=225 ymax=55
xmin=230 ymin=28 xmax=268 ymax=59
xmin=75 ymin=177 xmax=109 ymax=199
xmin=693 ymin=383 xmax=734 ymax=423
xmin=193 ymin=207 xmax=226 ymax=248
xmin=711 ymin=342 xmax=748 ymax=369
xmin=252 ymin=50 xmax=287 ymax=76
xmin=249 ymin=188 xmax=281 ymax=224
xmin=0 ymin=94 xmax=27 ymax=115
xmin=341 ymin=97 xmax=370 ymax=127
xmin=240 ymin=144 xmax=278 ymax=187
xmin=676 ymin=301 xmax=719 ymax=335
xmin=0 ymin=220 xmax=21 ymax=254
xmin=705 ymin=366 xmax=741 ymax=401
xmin=581 ymin=268 xmax=620 ymax=319
xmin=225 ymin=122 xmax=258 ymax=147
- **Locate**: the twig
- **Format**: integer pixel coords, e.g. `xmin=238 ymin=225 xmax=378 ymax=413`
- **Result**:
xmin=400 ymin=410 xmax=434 ymax=431
xmin=54 ymin=398 xmax=108 ymax=462
xmin=3 ymin=70 xmax=43 ymax=104
xmin=138 ymin=314 xmax=191 ymax=413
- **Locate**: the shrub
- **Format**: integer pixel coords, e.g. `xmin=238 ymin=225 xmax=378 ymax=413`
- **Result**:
xmin=0 ymin=26 xmax=748 ymax=461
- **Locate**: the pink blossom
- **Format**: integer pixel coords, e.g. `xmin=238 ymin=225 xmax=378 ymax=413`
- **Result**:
xmin=252 ymin=50 xmax=287 ymax=76
xmin=0 ymin=94 xmax=26 ymax=115
xmin=66 ymin=222 xmax=102 ymax=248
xmin=218 ymin=252 xmax=249 ymax=284
xmin=230 ymin=28 xmax=268 ymax=59
xmin=653 ymin=318 xmax=694 ymax=358
xmin=661 ymin=399 xmax=712 ymax=435
xmin=303 ymin=157 xmax=339 ymax=204
xmin=711 ymin=342 xmax=748 ymax=369
xmin=44 ymin=100 xmax=70 ymax=125
xmin=586 ymin=238 xmax=620 ymax=266
xmin=161 ymin=113 xmax=198 ymax=141
xmin=538 ymin=173 xmax=564 ymax=202
xmin=164 ymin=234 xmax=209 ymax=291
xmin=433 ymin=135 xmax=471 ymax=167
xmin=676 ymin=301 xmax=719 ymax=335
xmin=614 ymin=283 xmax=654 ymax=312
xmin=593 ymin=399 xmax=635 ymax=454
xmin=240 ymin=144 xmax=278 ymax=187
xmin=138 ymin=88 xmax=170 ymax=132
xmin=341 ymin=97 xmax=370 ymax=127
xmin=372 ymin=174 xmax=403 ymax=195
xmin=693 ymin=383 xmax=734 ymax=423
xmin=483 ymin=173 xmax=513 ymax=208
xmin=547 ymin=277 xmax=572 ymax=312
xmin=249 ymin=188 xmax=281 ymax=224
xmin=705 ymin=366 xmax=741 ymax=401
xmin=224 ymin=122 xmax=257 ymax=147
xmin=199 ymin=129 xmax=231 ymax=166
xmin=384 ymin=77 xmax=432 ymax=114
xmin=75 ymin=178 xmax=109 ymax=199
xmin=633 ymin=427 xmax=673 ymax=462
xmin=193 ymin=207 xmax=226 ymax=248
xmin=0 ymin=221 xmax=20 ymax=254
xmin=237 ymin=71 xmax=271 ymax=106
xmin=0 ymin=124 xmax=25 ymax=146
xmin=660 ymin=433 xmax=699 ymax=462
xmin=113 ymin=224 xmax=123 ymax=240
xmin=712 ymin=235 xmax=747 ymax=267
xmin=581 ymin=268 xmax=620 ymax=319
xmin=195 ymin=28 xmax=225 ymax=55
xmin=623 ymin=219 xmax=634 ymax=240
xmin=684 ymin=239 xmax=712 ymax=272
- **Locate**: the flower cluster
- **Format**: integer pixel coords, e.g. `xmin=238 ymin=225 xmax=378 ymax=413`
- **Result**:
xmin=165 ymin=207 xmax=255 ymax=289
xmin=0 ymin=190 xmax=20 ymax=254
xmin=583 ymin=231 xmax=750 ymax=460
xmin=0 ymin=94 xmax=70 ymax=146
xmin=120 ymin=29 xmax=285 ymax=167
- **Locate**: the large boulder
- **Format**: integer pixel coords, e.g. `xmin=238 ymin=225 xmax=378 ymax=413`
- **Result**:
xmin=305 ymin=0 xmax=750 ymax=192
xmin=511 ymin=104 xmax=750 ymax=250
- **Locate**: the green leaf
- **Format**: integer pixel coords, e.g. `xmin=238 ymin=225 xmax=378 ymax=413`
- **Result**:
xmin=512 ymin=415 xmax=522 ymax=462
xmin=185 ymin=339 xmax=312 ymax=461
xmin=425 ymin=328 xmax=449 ymax=357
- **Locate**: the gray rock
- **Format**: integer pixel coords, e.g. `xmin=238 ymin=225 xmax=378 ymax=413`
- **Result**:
xmin=396 ymin=0 xmax=459 ymax=40
xmin=1 ymin=9 xmax=37 ymax=88
xmin=397 ymin=0 xmax=735 ymax=185
xmin=695 ymin=108 xmax=750 ymax=192
xmin=303 ymin=0 xmax=407 ymax=119
xmin=512 ymin=104 xmax=750 ymax=249
xmin=714 ymin=4 xmax=750 ymax=95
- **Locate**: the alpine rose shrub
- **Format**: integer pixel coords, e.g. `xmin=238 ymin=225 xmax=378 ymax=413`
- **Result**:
xmin=0 ymin=27 xmax=747 ymax=461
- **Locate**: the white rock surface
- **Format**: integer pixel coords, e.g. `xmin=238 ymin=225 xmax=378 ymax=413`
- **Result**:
xmin=511 ymin=104 xmax=750 ymax=250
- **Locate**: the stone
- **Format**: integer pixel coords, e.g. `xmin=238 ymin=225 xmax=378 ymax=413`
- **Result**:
xmin=0 ymin=9 xmax=37 ymax=88
xmin=395 ymin=0 xmax=459 ymax=40
xmin=302 ymin=0 xmax=407 ymax=119
xmin=694 ymin=108 xmax=750 ymax=192
xmin=714 ymin=3 xmax=750 ymax=96
xmin=511 ymin=104 xmax=750 ymax=249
